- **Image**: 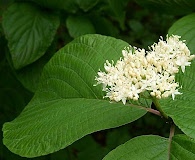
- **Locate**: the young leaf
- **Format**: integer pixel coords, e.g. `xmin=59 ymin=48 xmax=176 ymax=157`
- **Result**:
xmin=168 ymin=13 xmax=195 ymax=53
xmin=3 ymin=34 xmax=150 ymax=157
xmin=66 ymin=16 xmax=96 ymax=38
xmin=170 ymin=134 xmax=195 ymax=159
xmin=2 ymin=2 xmax=60 ymax=69
xmin=103 ymin=135 xmax=169 ymax=160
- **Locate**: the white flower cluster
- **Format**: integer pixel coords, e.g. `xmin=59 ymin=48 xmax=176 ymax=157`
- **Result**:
xmin=95 ymin=35 xmax=195 ymax=104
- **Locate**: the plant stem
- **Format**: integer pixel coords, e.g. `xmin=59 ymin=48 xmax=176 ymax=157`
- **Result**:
xmin=151 ymin=97 xmax=168 ymax=119
xmin=168 ymin=124 xmax=175 ymax=160
xmin=129 ymin=103 xmax=162 ymax=117
xmin=145 ymin=107 xmax=161 ymax=117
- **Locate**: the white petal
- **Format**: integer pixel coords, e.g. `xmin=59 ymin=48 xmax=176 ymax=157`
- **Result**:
xmin=122 ymin=98 xmax=126 ymax=105
xmin=181 ymin=65 xmax=185 ymax=73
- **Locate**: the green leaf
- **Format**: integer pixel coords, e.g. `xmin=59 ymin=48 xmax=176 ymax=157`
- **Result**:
xmin=170 ymin=134 xmax=195 ymax=160
xmin=31 ymin=0 xmax=78 ymax=12
xmin=31 ymin=0 xmax=99 ymax=12
xmin=103 ymin=134 xmax=195 ymax=160
xmin=2 ymin=2 xmax=60 ymax=69
xmin=15 ymin=40 xmax=57 ymax=92
xmin=3 ymin=34 xmax=150 ymax=157
xmin=164 ymin=13 xmax=195 ymax=139
xmin=76 ymin=0 xmax=100 ymax=12
xmin=15 ymin=53 xmax=51 ymax=92
xmin=90 ymin=15 xmax=119 ymax=37
xmin=135 ymin=0 xmax=195 ymax=15
xmin=71 ymin=135 xmax=107 ymax=160
xmin=160 ymin=60 xmax=195 ymax=139
xmin=105 ymin=0 xmax=129 ymax=29
xmin=0 ymin=60 xmax=33 ymax=160
xmin=129 ymin=20 xmax=144 ymax=33
xmin=106 ymin=126 xmax=131 ymax=150
xmin=3 ymin=99 xmax=147 ymax=157
xmin=66 ymin=16 xmax=96 ymax=38
xmin=168 ymin=13 xmax=195 ymax=54
xmin=103 ymin=135 xmax=169 ymax=160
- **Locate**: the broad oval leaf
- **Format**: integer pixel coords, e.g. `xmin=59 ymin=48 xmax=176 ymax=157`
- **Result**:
xmin=3 ymin=99 xmax=147 ymax=158
xmin=3 ymin=34 xmax=150 ymax=157
xmin=171 ymin=134 xmax=195 ymax=159
xmin=103 ymin=135 xmax=169 ymax=160
xmin=160 ymin=60 xmax=195 ymax=139
xmin=2 ymin=2 xmax=60 ymax=69
xmin=168 ymin=13 xmax=195 ymax=54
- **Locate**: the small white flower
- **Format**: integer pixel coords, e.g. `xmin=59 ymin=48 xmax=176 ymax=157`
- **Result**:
xmin=171 ymin=89 xmax=182 ymax=100
xmin=176 ymin=56 xmax=191 ymax=73
xmin=95 ymin=35 xmax=194 ymax=104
